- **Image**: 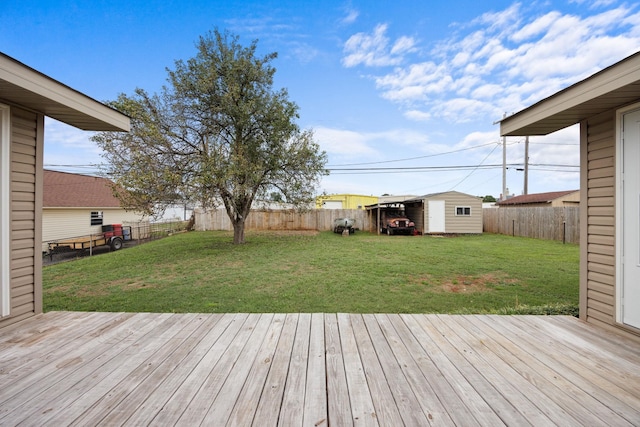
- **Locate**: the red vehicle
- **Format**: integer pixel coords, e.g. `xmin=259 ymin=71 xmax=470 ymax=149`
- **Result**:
xmin=382 ymin=214 xmax=415 ymax=235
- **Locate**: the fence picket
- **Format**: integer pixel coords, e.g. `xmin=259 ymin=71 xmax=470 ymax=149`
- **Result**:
xmin=195 ymin=206 xmax=580 ymax=244
xmin=195 ymin=208 xmax=370 ymax=233
xmin=482 ymin=207 xmax=580 ymax=244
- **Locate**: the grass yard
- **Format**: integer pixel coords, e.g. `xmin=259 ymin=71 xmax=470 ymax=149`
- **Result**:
xmin=43 ymin=231 xmax=579 ymax=314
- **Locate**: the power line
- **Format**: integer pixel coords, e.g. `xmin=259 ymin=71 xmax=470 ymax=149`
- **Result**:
xmin=530 ymin=142 xmax=579 ymax=146
xmin=326 ymin=141 xmax=501 ymax=167
xmin=44 ymin=164 xmax=103 ymax=176
xmin=328 ymin=163 xmax=509 ymax=172
xmin=327 ymin=161 xmax=578 ymax=172
xmin=449 ymin=142 xmax=500 ymax=191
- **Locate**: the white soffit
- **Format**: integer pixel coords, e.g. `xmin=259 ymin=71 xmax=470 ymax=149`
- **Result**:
xmin=0 ymin=52 xmax=129 ymax=132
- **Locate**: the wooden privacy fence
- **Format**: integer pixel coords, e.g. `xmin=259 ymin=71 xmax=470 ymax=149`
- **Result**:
xmin=483 ymin=207 xmax=580 ymax=244
xmin=195 ymin=208 xmax=371 ymax=232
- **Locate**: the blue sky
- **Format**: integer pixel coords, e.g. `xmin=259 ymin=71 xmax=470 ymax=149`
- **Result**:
xmin=2 ymin=0 xmax=640 ymax=199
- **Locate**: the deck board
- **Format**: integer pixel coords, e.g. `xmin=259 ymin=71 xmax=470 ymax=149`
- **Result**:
xmin=506 ymin=315 xmax=640 ymax=421
xmin=278 ymin=312 xmax=310 ymax=426
xmin=337 ymin=313 xmax=377 ymax=426
xmin=325 ymin=313 xmax=353 ymax=427
xmin=470 ymin=315 xmax=633 ymax=427
xmin=251 ymin=313 xmax=298 ymax=426
xmin=350 ymin=313 xmax=405 ymax=426
xmin=1 ymin=312 xmax=639 ymax=426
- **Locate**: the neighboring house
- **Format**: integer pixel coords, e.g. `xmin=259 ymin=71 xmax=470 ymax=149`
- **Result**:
xmin=404 ymin=191 xmax=483 ymax=234
xmin=495 ymin=190 xmax=580 ymax=208
xmin=501 ymin=50 xmax=640 ymax=342
xmin=0 ymin=52 xmax=130 ymax=328
xmin=316 ymin=193 xmax=378 ymax=209
xmin=42 ymin=169 xmax=146 ymax=251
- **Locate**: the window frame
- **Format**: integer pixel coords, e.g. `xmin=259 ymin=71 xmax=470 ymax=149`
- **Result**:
xmin=90 ymin=211 xmax=104 ymax=226
xmin=455 ymin=206 xmax=472 ymax=216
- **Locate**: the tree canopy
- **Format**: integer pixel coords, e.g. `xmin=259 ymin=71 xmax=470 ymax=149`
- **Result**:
xmin=93 ymin=29 xmax=328 ymax=243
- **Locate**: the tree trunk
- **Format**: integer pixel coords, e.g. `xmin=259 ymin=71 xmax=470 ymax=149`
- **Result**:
xmin=232 ymin=218 xmax=246 ymax=244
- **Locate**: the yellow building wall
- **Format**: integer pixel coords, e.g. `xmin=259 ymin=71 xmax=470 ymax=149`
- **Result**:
xmin=316 ymin=194 xmax=378 ymax=209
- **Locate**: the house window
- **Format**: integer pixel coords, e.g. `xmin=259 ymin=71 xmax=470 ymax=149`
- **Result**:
xmin=0 ymin=104 xmax=10 ymax=316
xmin=455 ymin=206 xmax=471 ymax=216
xmin=91 ymin=211 xmax=104 ymax=226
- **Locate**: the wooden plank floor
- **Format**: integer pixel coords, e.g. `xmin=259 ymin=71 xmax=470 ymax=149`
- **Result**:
xmin=0 ymin=312 xmax=639 ymax=426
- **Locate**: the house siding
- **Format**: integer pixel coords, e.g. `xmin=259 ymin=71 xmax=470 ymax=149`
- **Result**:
xmin=582 ymin=110 xmax=627 ymax=334
xmin=3 ymin=107 xmax=42 ymax=327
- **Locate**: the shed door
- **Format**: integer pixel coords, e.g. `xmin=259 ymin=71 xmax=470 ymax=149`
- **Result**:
xmin=620 ymin=107 xmax=640 ymax=329
xmin=428 ymin=200 xmax=445 ymax=233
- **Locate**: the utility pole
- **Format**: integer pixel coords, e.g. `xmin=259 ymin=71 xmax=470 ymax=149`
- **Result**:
xmin=502 ymin=113 xmax=507 ymax=200
xmin=524 ymin=136 xmax=529 ymax=195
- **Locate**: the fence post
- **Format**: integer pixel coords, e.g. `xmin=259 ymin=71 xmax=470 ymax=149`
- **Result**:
xmin=512 ymin=219 xmax=515 ymax=236
xmin=563 ymin=221 xmax=566 ymax=244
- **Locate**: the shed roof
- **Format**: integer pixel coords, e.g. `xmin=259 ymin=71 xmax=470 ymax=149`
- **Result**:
xmin=405 ymin=191 xmax=481 ymax=203
xmin=496 ymin=190 xmax=578 ymax=206
xmin=43 ymin=170 xmax=122 ymax=208
xmin=0 ymin=52 xmax=129 ymax=131
xmin=500 ymin=50 xmax=640 ymax=136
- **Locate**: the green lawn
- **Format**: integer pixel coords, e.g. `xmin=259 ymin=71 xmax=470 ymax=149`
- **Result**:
xmin=43 ymin=231 xmax=579 ymax=314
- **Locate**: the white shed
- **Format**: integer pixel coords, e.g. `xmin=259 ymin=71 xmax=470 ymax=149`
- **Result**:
xmin=404 ymin=191 xmax=483 ymax=234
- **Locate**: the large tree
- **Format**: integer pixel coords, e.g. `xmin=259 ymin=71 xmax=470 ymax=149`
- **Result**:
xmin=93 ymin=29 xmax=327 ymax=244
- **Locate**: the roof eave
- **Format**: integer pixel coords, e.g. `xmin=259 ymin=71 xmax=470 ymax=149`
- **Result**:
xmin=0 ymin=52 xmax=130 ymax=132
xmin=500 ymin=50 xmax=640 ymax=137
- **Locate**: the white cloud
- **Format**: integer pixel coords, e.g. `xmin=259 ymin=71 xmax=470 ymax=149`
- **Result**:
xmin=44 ymin=118 xmax=102 ymax=162
xmin=288 ymin=41 xmax=320 ymax=63
xmin=433 ymin=98 xmax=502 ymax=123
xmin=341 ymin=7 xmax=359 ymax=25
xmin=315 ymin=125 xmax=440 ymax=163
xmin=391 ymin=36 xmax=417 ymax=55
xmin=511 ymin=11 xmax=562 ymax=42
xmin=474 ymin=3 xmax=521 ymax=32
xmin=404 ymin=110 xmax=431 ymax=122
xmin=375 ymin=62 xmax=452 ymax=102
xmin=470 ymin=83 xmax=503 ymax=100
xmin=460 ymin=130 xmax=500 ymax=148
xmin=342 ymin=24 xmax=416 ymax=67
xmin=570 ymin=0 xmax=618 ymax=9
xmin=314 ymin=126 xmax=379 ymax=157
xmin=343 ymin=3 xmax=640 ymax=124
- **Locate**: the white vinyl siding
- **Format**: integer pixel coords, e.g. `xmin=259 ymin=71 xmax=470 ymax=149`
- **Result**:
xmin=0 ymin=104 xmax=10 ymax=316
xmin=0 ymin=107 xmax=43 ymax=326
xmin=584 ymin=111 xmax=617 ymax=332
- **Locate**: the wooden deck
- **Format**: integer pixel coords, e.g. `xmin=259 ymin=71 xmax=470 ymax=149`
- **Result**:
xmin=0 ymin=312 xmax=639 ymax=426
